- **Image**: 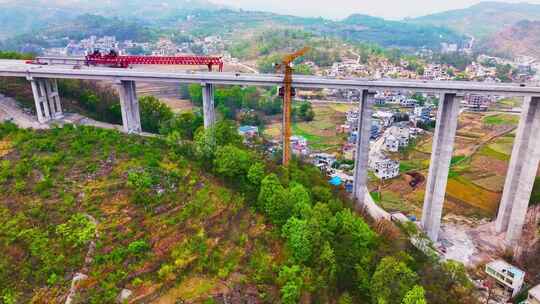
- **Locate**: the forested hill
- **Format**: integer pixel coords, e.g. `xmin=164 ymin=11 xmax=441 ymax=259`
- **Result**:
xmin=0 ymin=119 xmax=478 ymax=303
xmin=0 ymin=0 xmax=222 ymax=39
xmin=327 ymin=14 xmax=463 ymax=49
xmin=0 ymin=3 xmax=465 ymax=51
xmin=409 ymin=1 xmax=540 ymax=38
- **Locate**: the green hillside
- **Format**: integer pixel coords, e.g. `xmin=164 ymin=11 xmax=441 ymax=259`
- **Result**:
xmin=0 ymin=121 xmax=478 ymax=303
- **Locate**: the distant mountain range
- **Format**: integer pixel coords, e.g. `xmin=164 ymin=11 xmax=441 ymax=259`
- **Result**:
xmin=408 ymin=1 xmax=540 ymax=59
xmin=0 ymin=1 xmax=465 ymax=52
xmin=3 ymin=0 xmax=540 ymax=58
xmin=409 ymin=1 xmax=540 ymax=38
xmin=0 ymin=0 xmax=225 ymax=39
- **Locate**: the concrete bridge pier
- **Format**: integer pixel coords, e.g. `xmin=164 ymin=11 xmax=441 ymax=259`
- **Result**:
xmin=29 ymin=78 xmax=63 ymax=123
xmin=115 ymin=80 xmax=141 ymax=133
xmin=421 ymin=92 xmax=460 ymax=241
xmin=353 ymin=90 xmax=375 ymax=211
xmin=495 ymin=96 xmax=540 ymax=246
xmin=202 ymin=83 xmax=215 ymax=128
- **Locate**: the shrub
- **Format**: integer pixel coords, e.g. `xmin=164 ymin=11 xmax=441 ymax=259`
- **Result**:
xmin=56 ymin=214 xmax=96 ymax=248
xmin=214 ymin=145 xmax=253 ymax=180
xmin=127 ymin=240 xmax=151 ymax=257
xmin=139 ymin=96 xmax=174 ymax=133
xmin=282 ymin=217 xmax=312 ymax=264
xmin=258 ymin=174 xmax=291 ymax=226
xmin=278 ymin=265 xmax=304 ymax=304
xmin=370 ymin=256 xmax=418 ymax=304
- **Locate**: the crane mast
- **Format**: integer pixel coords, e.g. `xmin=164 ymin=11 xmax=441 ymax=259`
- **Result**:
xmin=275 ymin=47 xmax=310 ymax=166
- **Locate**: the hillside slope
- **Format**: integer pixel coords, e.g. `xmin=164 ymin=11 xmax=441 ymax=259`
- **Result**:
xmin=410 ymin=1 xmax=540 ymax=38
xmin=0 ymin=120 xmax=480 ymax=303
xmin=0 ymin=123 xmax=285 ymax=302
xmin=480 ymin=20 xmax=540 ymax=59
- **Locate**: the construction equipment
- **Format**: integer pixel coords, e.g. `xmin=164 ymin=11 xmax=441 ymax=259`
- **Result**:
xmin=275 ymin=47 xmax=310 ymax=166
xmin=27 ymin=50 xmax=224 ymax=71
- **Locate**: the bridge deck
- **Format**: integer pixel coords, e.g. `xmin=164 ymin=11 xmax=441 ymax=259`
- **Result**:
xmin=0 ymin=59 xmax=539 ymax=95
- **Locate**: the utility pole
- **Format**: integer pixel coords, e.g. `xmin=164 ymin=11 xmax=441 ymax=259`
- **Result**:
xmin=275 ymin=47 xmax=310 ymax=166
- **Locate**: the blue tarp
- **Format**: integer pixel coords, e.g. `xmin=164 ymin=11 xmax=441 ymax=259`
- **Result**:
xmin=329 ymin=176 xmax=342 ymax=186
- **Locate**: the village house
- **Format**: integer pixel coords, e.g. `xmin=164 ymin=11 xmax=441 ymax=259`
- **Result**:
xmin=374 ymin=96 xmax=387 ymax=105
xmin=384 ymin=134 xmax=400 ymax=152
xmin=383 ymin=126 xmax=410 ymax=152
xmin=369 ymin=152 xmax=400 ymax=180
xmin=463 ymin=94 xmax=493 ymax=111
xmin=238 ymin=125 xmax=259 ymax=137
xmin=411 ymin=106 xmax=432 ymax=125
xmin=373 ymin=110 xmax=395 ymax=127
xmin=423 ymin=64 xmax=450 ymax=80
xmin=342 ymin=143 xmax=356 ymax=160
xmin=400 ymin=98 xmax=417 ymax=107
xmin=526 ymin=284 xmax=540 ymax=304
xmin=311 ymin=153 xmax=337 ymax=168
xmin=291 ymin=135 xmax=310 ymax=156
xmin=485 ymin=260 xmax=525 ymax=298
xmin=413 ymin=106 xmax=431 ymax=119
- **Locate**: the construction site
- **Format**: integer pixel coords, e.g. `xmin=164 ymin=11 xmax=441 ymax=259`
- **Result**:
xmin=1 ymin=49 xmax=540 ymax=303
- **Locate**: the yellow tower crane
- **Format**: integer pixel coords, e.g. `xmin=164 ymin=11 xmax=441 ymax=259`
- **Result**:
xmin=275 ymin=47 xmax=310 ymax=166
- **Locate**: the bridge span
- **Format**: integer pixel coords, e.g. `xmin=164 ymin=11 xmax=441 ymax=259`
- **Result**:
xmin=0 ymin=59 xmax=539 ymax=249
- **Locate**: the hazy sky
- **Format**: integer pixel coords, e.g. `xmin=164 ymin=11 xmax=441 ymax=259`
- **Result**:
xmin=211 ymin=0 xmax=540 ymax=20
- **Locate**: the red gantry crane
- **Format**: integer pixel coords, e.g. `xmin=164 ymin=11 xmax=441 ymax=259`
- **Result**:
xmin=85 ymin=50 xmax=224 ymax=71
xmin=27 ymin=50 xmax=224 ymax=71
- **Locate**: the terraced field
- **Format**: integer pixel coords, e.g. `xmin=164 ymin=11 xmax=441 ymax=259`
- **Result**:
xmin=264 ymin=103 xmax=353 ymax=152
xmin=377 ymin=111 xmax=529 ymax=218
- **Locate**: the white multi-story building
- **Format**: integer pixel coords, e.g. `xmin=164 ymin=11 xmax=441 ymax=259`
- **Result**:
xmin=526 ymin=284 xmax=540 ymax=304
xmin=373 ymin=110 xmax=395 ymax=127
xmin=463 ymin=94 xmax=493 ymax=111
xmin=400 ymin=98 xmax=417 ymax=107
xmin=383 ymin=126 xmax=410 ymax=152
xmin=369 ymin=153 xmax=400 ymax=180
xmin=384 ymin=134 xmax=400 ymax=152
xmin=291 ymin=136 xmax=309 ymax=156
xmin=311 ymin=153 xmax=337 ymax=167
xmin=414 ymin=106 xmax=431 ymax=118
xmin=485 ymin=260 xmax=525 ymax=298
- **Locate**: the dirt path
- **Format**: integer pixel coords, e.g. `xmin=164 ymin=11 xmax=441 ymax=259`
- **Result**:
xmin=65 ymin=214 xmax=99 ymax=304
xmin=0 ymin=94 xmax=46 ymax=129
xmin=466 ymin=125 xmax=517 ymax=158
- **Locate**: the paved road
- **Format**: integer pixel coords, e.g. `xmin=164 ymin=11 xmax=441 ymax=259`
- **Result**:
xmin=3 ymin=59 xmax=540 ymax=94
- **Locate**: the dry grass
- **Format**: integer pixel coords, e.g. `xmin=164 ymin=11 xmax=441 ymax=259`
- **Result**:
xmin=445 ymin=176 xmax=500 ymax=214
xmin=471 ymin=175 xmax=506 ymax=192
xmin=264 ymin=103 xmax=349 ymax=152
xmin=0 ymin=139 xmax=11 ymax=157
xmin=153 ymin=276 xmax=221 ymax=303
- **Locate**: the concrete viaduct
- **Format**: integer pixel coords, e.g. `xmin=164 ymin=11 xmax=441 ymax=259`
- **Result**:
xmin=1 ymin=59 xmax=539 ymax=247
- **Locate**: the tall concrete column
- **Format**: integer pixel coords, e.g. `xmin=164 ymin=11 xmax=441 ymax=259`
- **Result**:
xmin=495 ymin=96 xmax=540 ymax=245
xmin=202 ymin=83 xmax=215 ymax=128
xmin=29 ymin=78 xmax=63 ymax=123
xmin=37 ymin=80 xmax=52 ymax=120
xmin=45 ymin=79 xmax=63 ymax=119
xmin=352 ymin=90 xmax=375 ymax=211
xmin=30 ymin=78 xmax=47 ymax=123
xmin=421 ymin=92 xmax=460 ymax=241
xmin=116 ymin=80 xmax=141 ymax=133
